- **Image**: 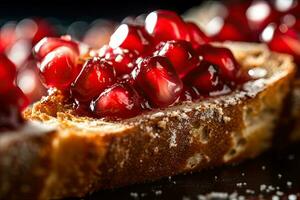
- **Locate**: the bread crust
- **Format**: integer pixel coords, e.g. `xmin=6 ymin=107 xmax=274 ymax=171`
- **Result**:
xmin=0 ymin=42 xmax=296 ymax=199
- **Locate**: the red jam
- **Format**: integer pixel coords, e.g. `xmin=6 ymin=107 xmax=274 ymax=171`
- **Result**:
xmin=33 ymin=10 xmax=245 ymax=119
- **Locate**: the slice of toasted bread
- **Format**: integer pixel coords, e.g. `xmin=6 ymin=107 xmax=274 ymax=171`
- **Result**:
xmin=0 ymin=42 xmax=295 ymax=199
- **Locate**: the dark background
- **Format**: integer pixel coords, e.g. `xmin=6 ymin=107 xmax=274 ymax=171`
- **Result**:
xmin=0 ymin=0 xmax=204 ymax=22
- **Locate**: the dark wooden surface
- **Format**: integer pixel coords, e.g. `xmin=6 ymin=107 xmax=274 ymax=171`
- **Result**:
xmin=66 ymin=142 xmax=300 ymax=200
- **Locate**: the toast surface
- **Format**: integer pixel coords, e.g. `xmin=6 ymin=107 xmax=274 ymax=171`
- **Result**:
xmin=1 ymin=42 xmax=296 ymax=199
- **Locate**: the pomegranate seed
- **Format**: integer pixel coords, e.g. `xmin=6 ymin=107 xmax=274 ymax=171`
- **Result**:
xmin=261 ymin=23 xmax=300 ymax=62
xmin=39 ymin=46 xmax=79 ymax=90
xmin=179 ymin=86 xmax=201 ymax=101
xmin=0 ymin=86 xmax=28 ymax=130
xmin=5 ymin=86 xmax=29 ymax=111
xmin=156 ymin=40 xmax=201 ymax=78
xmin=109 ymin=24 xmax=151 ymax=54
xmin=99 ymin=45 xmax=138 ymax=75
xmin=290 ymin=2 xmax=300 ymax=16
xmin=145 ymin=10 xmax=190 ymax=43
xmin=116 ymin=74 xmax=136 ymax=87
xmin=186 ymin=22 xmax=210 ymax=48
xmin=246 ymin=0 xmax=279 ymax=39
xmin=71 ymin=57 xmax=116 ymax=102
xmin=33 ymin=36 xmax=79 ymax=60
xmin=225 ymin=0 xmax=251 ymax=25
xmin=0 ymin=104 xmax=23 ymax=130
xmin=0 ymin=54 xmax=17 ymax=94
xmin=184 ymin=61 xmax=222 ymax=93
xmin=83 ymin=20 xmax=116 ymax=49
xmin=17 ymin=62 xmax=47 ymax=103
xmin=213 ymin=18 xmax=252 ymax=41
xmin=91 ymin=83 xmax=142 ymax=118
xmin=32 ymin=19 xmax=56 ymax=45
xmin=0 ymin=22 xmax=17 ymax=53
xmin=197 ymin=44 xmax=240 ymax=81
xmin=132 ymin=56 xmax=183 ymax=107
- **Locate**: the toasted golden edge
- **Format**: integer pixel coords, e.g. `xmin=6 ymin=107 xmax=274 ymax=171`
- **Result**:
xmin=0 ymin=42 xmax=296 ymax=199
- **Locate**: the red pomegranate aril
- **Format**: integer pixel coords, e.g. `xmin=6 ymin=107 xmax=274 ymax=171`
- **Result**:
xmin=184 ymin=61 xmax=222 ymax=93
xmin=0 ymin=104 xmax=24 ymax=130
xmin=156 ymin=40 xmax=201 ymax=78
xmin=145 ymin=10 xmax=190 ymax=43
xmin=261 ymin=23 xmax=300 ymax=61
xmin=116 ymin=74 xmax=136 ymax=86
xmin=71 ymin=57 xmax=116 ymax=102
xmin=180 ymin=88 xmax=193 ymax=101
xmin=197 ymin=44 xmax=240 ymax=81
xmin=109 ymin=24 xmax=151 ymax=54
xmin=99 ymin=45 xmax=138 ymax=75
xmin=91 ymin=83 xmax=142 ymax=118
xmin=4 ymin=86 xmax=29 ymax=111
xmin=39 ymin=46 xmax=79 ymax=90
xmin=213 ymin=18 xmax=252 ymax=41
xmin=272 ymin=0 xmax=298 ymax=13
xmin=31 ymin=19 xmax=56 ymax=45
xmin=290 ymin=2 xmax=300 ymax=17
xmin=0 ymin=22 xmax=17 ymax=53
xmin=121 ymin=15 xmax=146 ymax=27
xmin=225 ymin=0 xmax=251 ymax=25
xmin=17 ymin=63 xmax=47 ymax=103
xmin=186 ymin=22 xmax=210 ymax=48
xmin=132 ymin=56 xmax=183 ymax=108
xmin=179 ymin=86 xmax=201 ymax=101
xmin=246 ymin=0 xmax=279 ymax=39
xmin=0 ymin=86 xmax=28 ymax=130
xmin=33 ymin=36 xmax=79 ymax=61
xmin=0 ymin=54 xmax=17 ymax=93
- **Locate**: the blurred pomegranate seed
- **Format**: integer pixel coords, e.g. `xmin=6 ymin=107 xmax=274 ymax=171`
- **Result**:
xmin=6 ymin=39 xmax=32 ymax=68
xmin=261 ymin=22 xmax=300 ymax=62
xmin=0 ymin=85 xmax=29 ymax=130
xmin=186 ymin=22 xmax=210 ymax=48
xmin=33 ymin=36 xmax=79 ymax=61
xmin=17 ymin=61 xmax=47 ymax=103
xmin=184 ymin=61 xmax=223 ymax=93
xmin=0 ymin=22 xmax=17 ymax=53
xmin=179 ymin=86 xmax=201 ymax=101
xmin=197 ymin=44 xmax=240 ymax=81
xmin=132 ymin=56 xmax=183 ymax=107
xmin=225 ymin=0 xmax=252 ymax=25
xmin=0 ymin=54 xmax=17 ymax=94
xmin=91 ymin=83 xmax=142 ymax=118
xmin=122 ymin=14 xmax=146 ymax=27
xmin=71 ymin=57 xmax=116 ymax=102
xmin=156 ymin=40 xmax=201 ymax=78
xmin=5 ymin=86 xmax=29 ymax=111
xmin=246 ymin=0 xmax=279 ymax=39
xmin=145 ymin=10 xmax=190 ymax=43
xmin=99 ymin=45 xmax=138 ymax=75
xmin=272 ymin=0 xmax=299 ymax=14
xmin=38 ymin=46 xmax=79 ymax=90
xmin=213 ymin=18 xmax=252 ymax=41
xmin=31 ymin=19 xmax=56 ymax=45
xmin=83 ymin=20 xmax=116 ymax=49
xmin=109 ymin=24 xmax=152 ymax=54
